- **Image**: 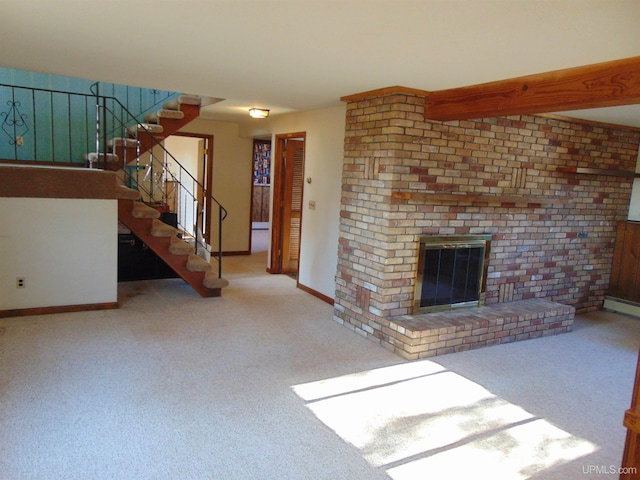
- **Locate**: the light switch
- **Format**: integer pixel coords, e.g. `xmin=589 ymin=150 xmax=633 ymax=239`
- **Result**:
xmin=308 ymin=200 xmax=316 ymax=210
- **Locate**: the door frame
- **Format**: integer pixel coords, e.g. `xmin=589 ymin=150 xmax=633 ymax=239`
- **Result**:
xmin=269 ymin=131 xmax=306 ymax=274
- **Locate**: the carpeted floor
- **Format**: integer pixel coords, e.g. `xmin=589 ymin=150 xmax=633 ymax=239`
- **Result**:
xmin=1 ymin=240 xmax=640 ymax=479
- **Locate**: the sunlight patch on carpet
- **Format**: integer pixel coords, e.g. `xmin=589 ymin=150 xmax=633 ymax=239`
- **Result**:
xmin=292 ymin=361 xmax=597 ymax=479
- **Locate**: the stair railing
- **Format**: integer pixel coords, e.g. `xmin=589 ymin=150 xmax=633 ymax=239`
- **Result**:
xmin=91 ymin=89 xmax=228 ymax=279
xmin=93 ymin=81 xmax=178 ymax=124
xmin=0 ymin=83 xmax=177 ymax=165
xmin=0 ymin=83 xmax=98 ymax=163
xmin=129 ymin=144 xmax=226 ymax=268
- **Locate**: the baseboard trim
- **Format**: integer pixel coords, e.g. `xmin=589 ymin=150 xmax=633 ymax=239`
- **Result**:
xmin=0 ymin=302 xmax=119 ymax=318
xmin=297 ymin=282 xmax=334 ymax=305
xmin=212 ymin=250 xmax=251 ymax=257
xmin=603 ymin=297 xmax=640 ymax=319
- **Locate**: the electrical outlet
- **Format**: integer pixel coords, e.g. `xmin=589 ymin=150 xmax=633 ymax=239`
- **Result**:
xmin=16 ymin=277 xmax=25 ymax=289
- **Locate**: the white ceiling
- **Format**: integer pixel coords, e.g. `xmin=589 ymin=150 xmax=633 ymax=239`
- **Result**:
xmin=1 ymin=0 xmax=640 ymax=126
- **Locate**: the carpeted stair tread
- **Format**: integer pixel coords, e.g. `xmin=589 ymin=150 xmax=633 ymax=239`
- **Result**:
xmin=127 ymin=123 xmax=164 ymax=136
xmin=83 ymin=152 xmax=118 ymax=163
xmin=203 ymin=271 xmax=230 ymax=289
xmin=144 ymin=109 xmax=185 ymax=124
xmin=186 ymin=254 xmax=212 ymax=272
xmin=117 ymin=185 xmax=141 ymax=200
xmin=131 ymin=202 xmax=160 ymax=219
xmin=150 ymin=218 xmax=178 ymax=237
xmin=108 ymin=137 xmax=139 ymax=148
xmin=163 ymin=95 xmax=201 ymax=110
xmin=169 ymin=236 xmax=195 ymax=255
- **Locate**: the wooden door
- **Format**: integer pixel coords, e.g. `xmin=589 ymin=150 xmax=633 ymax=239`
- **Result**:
xmin=270 ymin=133 xmax=305 ymax=274
xmin=281 ymin=139 xmax=304 ymax=273
xmin=610 ymin=221 xmax=640 ymax=303
xmin=252 ymin=186 xmax=270 ymax=222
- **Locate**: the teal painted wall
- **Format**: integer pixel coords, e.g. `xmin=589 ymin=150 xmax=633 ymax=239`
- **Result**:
xmin=0 ymin=68 xmax=177 ymax=163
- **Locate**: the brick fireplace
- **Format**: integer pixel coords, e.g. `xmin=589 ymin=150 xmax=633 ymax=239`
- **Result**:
xmin=333 ymin=87 xmax=640 ymax=359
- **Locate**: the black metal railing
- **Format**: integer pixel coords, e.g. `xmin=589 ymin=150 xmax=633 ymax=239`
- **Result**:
xmin=93 ymin=81 xmax=177 ymax=122
xmin=92 ymin=84 xmax=227 ymax=279
xmin=0 ymin=83 xmax=177 ymax=164
xmin=125 ymin=150 xmax=227 ymax=277
xmin=1 ymin=84 xmax=96 ymax=163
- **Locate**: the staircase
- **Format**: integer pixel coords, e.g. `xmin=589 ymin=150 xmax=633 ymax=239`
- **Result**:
xmin=85 ymin=92 xmax=229 ymax=298
xmin=118 ymin=199 xmax=228 ymax=297
xmin=84 ymin=94 xmax=201 ymax=171
xmin=0 ymin=82 xmax=228 ymax=298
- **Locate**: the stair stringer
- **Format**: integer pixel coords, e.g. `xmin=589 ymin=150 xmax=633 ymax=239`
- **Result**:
xmin=118 ymin=198 xmax=221 ymax=298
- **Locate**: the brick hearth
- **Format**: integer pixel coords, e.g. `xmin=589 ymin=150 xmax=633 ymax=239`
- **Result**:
xmin=384 ymin=299 xmax=574 ymax=360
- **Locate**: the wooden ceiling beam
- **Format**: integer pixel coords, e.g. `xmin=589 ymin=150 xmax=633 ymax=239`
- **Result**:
xmin=424 ymin=56 xmax=640 ymax=121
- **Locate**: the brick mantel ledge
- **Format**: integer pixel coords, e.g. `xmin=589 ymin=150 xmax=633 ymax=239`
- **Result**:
xmin=391 ymin=191 xmax=573 ymax=208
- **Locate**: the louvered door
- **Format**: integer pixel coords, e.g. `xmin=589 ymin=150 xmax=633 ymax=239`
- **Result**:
xmin=282 ymin=139 xmax=304 ymax=273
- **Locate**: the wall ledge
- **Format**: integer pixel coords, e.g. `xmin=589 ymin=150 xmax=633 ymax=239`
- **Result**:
xmin=0 ymin=164 xmax=139 ymax=199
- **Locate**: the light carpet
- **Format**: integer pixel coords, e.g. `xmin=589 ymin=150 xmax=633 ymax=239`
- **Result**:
xmin=1 ymin=245 xmax=639 ymax=479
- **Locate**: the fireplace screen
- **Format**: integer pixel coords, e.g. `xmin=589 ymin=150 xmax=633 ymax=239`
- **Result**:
xmin=414 ymin=235 xmax=491 ymax=313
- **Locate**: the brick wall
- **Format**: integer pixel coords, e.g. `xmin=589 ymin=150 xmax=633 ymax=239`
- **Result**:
xmin=334 ymin=89 xmax=640 ymax=344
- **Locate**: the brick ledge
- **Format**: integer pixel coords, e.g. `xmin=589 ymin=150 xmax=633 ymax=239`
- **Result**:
xmin=386 ymin=299 xmax=575 ymax=360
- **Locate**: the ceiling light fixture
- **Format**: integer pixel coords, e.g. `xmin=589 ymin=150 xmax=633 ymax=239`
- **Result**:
xmin=249 ymin=108 xmax=269 ymax=119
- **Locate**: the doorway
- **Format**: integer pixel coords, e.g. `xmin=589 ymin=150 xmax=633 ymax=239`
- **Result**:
xmin=250 ymin=138 xmax=272 ymax=255
xmin=270 ymin=132 xmax=306 ymax=275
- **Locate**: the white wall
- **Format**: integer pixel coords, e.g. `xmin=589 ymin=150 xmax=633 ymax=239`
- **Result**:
xmin=0 ymin=198 xmax=117 ymax=310
xmin=241 ymin=105 xmax=347 ymax=300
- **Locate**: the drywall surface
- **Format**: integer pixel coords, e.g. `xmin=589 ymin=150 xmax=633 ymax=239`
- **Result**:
xmin=0 ymin=197 xmax=117 ymax=310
